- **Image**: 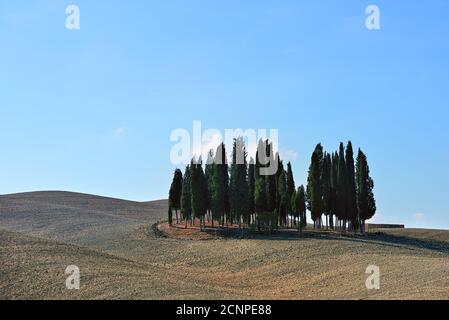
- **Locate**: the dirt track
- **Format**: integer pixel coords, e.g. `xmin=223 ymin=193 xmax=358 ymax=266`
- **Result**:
xmin=1 ymin=191 xmax=448 ymax=300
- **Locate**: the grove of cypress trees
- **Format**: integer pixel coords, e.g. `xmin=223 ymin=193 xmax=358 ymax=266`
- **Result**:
xmin=168 ymin=168 xmax=183 ymax=224
xmin=170 ymin=139 xmax=376 ymax=236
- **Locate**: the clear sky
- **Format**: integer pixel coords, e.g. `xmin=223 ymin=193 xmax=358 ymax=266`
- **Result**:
xmin=1 ymin=0 xmax=448 ymax=229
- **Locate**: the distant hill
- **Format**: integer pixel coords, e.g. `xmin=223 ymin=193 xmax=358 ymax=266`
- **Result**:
xmin=0 ymin=191 xmax=168 ymax=247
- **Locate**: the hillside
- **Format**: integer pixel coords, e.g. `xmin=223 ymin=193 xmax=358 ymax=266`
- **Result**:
xmin=0 ymin=191 xmax=448 ymax=300
xmin=0 ymin=191 xmax=166 ymax=247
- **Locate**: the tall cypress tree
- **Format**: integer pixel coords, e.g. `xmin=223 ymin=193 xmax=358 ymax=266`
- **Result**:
xmin=336 ymin=142 xmax=347 ymax=230
xmin=266 ymin=141 xmax=277 ymax=215
xmin=205 ymin=150 xmax=214 ymax=221
xmin=356 ymin=149 xmax=376 ymax=234
xmin=254 ymin=139 xmax=268 ymax=230
xmin=190 ymin=158 xmax=207 ymax=229
xmin=330 ymin=152 xmax=338 ymax=229
xmin=307 ymin=144 xmax=324 ymax=229
xmin=190 ymin=159 xmax=199 ymax=224
xmin=248 ymin=157 xmax=256 ymax=224
xmin=230 ymin=137 xmax=249 ymax=227
xmin=321 ymin=153 xmax=332 ymax=229
xmin=286 ymin=162 xmax=296 ymax=227
xmin=277 ymin=167 xmax=287 ymax=227
xmin=168 ymin=168 xmax=183 ymax=224
xmin=211 ymin=143 xmax=229 ymax=227
xmin=345 ymin=141 xmax=358 ymax=231
xmin=181 ymin=165 xmax=192 ymax=228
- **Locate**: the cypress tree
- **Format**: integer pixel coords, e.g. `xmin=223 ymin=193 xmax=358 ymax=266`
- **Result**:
xmin=266 ymin=141 xmax=277 ymax=214
xmin=230 ymin=137 xmax=249 ymax=228
xmin=307 ymin=144 xmax=324 ymax=229
xmin=277 ymin=168 xmax=287 ymax=227
xmin=254 ymin=139 xmax=268 ymax=230
xmin=286 ymin=162 xmax=296 ymax=227
xmin=248 ymin=157 xmax=256 ymax=225
xmin=168 ymin=168 xmax=183 ymax=224
xmin=329 ymin=152 xmax=338 ymax=229
xmin=181 ymin=165 xmax=192 ymax=228
xmin=205 ymin=150 xmax=214 ymax=222
xmin=291 ymin=189 xmax=297 ymax=227
xmin=356 ymin=149 xmax=376 ymax=234
xmin=345 ymin=141 xmax=358 ymax=231
xmin=190 ymin=158 xmax=200 ymax=226
xmin=321 ymin=153 xmax=332 ymax=229
xmin=336 ymin=142 xmax=347 ymax=230
xmin=211 ymin=143 xmax=229 ymax=227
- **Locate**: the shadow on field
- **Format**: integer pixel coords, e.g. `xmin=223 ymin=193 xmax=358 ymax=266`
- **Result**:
xmin=152 ymin=222 xmax=449 ymax=255
xmin=242 ymin=229 xmax=449 ymax=255
xmin=205 ymin=226 xmax=449 ymax=255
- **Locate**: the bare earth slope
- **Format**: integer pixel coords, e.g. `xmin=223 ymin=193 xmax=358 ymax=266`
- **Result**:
xmin=1 ymin=191 xmax=448 ymax=300
xmin=0 ymin=191 xmax=166 ymax=247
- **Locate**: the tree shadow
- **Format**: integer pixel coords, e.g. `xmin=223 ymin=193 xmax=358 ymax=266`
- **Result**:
xmin=211 ymin=228 xmax=449 ymax=255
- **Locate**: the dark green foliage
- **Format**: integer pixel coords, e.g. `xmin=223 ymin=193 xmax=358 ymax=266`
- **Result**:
xmin=190 ymin=157 xmax=209 ymax=229
xmin=229 ymin=137 xmax=249 ymax=226
xmin=180 ymin=165 xmax=192 ymax=228
xmin=204 ymin=150 xmax=214 ymax=217
xmin=345 ymin=141 xmax=358 ymax=231
xmin=356 ymin=149 xmax=376 ymax=232
xmin=168 ymin=169 xmax=183 ymax=224
xmin=294 ymin=185 xmax=307 ymax=230
xmin=330 ymin=152 xmax=338 ymax=228
xmin=321 ymin=153 xmax=332 ymax=228
xmin=307 ymin=144 xmax=323 ymax=228
xmin=336 ymin=143 xmax=347 ymax=226
xmin=211 ymin=143 xmax=229 ymax=226
xmin=286 ymin=162 xmax=296 ymax=225
xmin=276 ymin=167 xmax=287 ymax=226
xmin=265 ymin=142 xmax=277 ymax=213
xmin=254 ymin=139 xmax=268 ymax=214
xmin=248 ymin=157 xmax=256 ymax=222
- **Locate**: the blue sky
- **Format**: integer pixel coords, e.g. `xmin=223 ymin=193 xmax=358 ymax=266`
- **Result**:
xmin=1 ymin=0 xmax=448 ymax=229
